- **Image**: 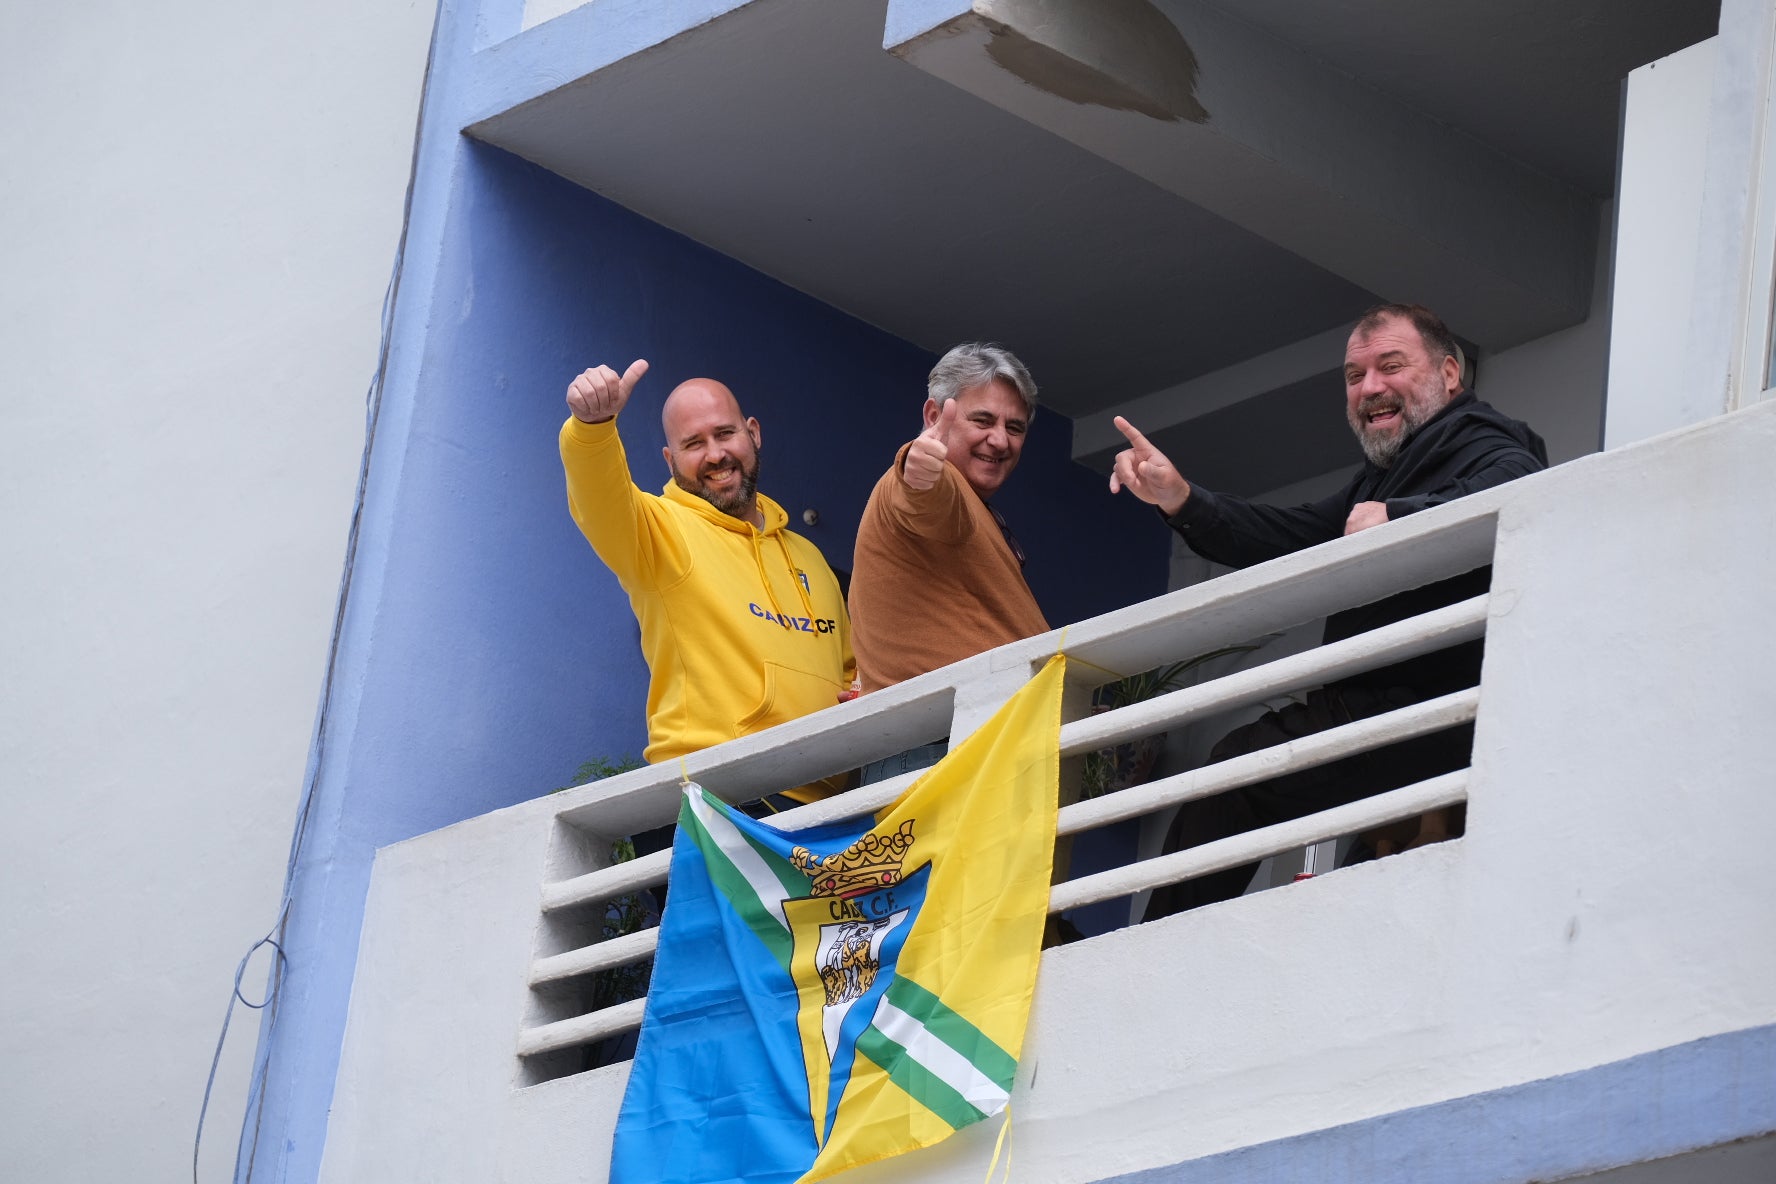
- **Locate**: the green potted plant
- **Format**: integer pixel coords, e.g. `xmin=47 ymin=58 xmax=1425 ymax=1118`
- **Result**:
xmin=1080 ymin=644 xmax=1261 ymax=799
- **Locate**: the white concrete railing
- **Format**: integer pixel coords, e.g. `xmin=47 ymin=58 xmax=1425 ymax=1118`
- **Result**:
xmin=321 ymin=402 xmax=1776 ymax=1184
xmin=517 ymin=500 xmax=1499 ymax=1071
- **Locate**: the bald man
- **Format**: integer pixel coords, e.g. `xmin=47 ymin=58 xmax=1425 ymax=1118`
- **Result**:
xmin=560 ymin=360 xmax=855 ymax=802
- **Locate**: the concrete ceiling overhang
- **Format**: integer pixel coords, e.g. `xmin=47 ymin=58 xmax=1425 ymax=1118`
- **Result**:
xmin=894 ymin=0 xmax=1602 ymax=352
xmin=469 ymin=0 xmax=1376 ymax=419
xmin=469 ymin=0 xmax=1717 ymax=487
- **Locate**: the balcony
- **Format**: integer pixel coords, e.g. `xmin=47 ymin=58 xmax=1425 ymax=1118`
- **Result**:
xmin=316 ymin=400 xmax=1776 ymax=1183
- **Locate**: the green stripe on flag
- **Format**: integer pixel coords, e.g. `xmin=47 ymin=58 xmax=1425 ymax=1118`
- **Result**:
xmin=885 ymin=977 xmax=1019 ymax=1092
xmin=856 ymin=1025 xmax=986 ymax=1133
xmin=718 ymin=801 xmax=814 ymax=903
xmin=680 ymin=802 xmax=793 ymax=971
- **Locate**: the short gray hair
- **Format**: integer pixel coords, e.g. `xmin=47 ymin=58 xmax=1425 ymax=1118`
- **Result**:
xmin=927 ymin=343 xmax=1037 ymax=418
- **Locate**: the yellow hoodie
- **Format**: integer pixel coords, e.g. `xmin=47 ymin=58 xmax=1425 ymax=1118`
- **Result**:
xmin=560 ymin=416 xmax=855 ymax=783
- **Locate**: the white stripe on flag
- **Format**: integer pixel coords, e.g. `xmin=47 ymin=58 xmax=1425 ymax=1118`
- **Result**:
xmin=872 ymin=999 xmax=1011 ymax=1116
xmin=686 ymin=787 xmax=792 ymax=931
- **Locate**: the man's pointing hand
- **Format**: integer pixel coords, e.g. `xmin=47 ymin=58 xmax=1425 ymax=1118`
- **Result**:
xmin=1108 ymin=416 xmax=1191 ymax=516
xmin=903 ymin=397 xmax=958 ymax=492
xmin=567 ymin=359 xmax=650 ymax=424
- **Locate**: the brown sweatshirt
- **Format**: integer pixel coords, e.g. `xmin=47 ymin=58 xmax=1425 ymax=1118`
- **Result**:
xmin=849 ymin=444 xmax=1050 ymax=693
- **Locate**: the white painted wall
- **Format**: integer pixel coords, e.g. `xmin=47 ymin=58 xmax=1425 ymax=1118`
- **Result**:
xmin=1681 ymin=1 xmax=1776 ymax=420
xmin=1605 ymin=38 xmax=1720 ymax=449
xmin=0 ymin=2 xmax=435 ymax=1179
xmin=317 ymin=400 xmax=1776 ymax=1182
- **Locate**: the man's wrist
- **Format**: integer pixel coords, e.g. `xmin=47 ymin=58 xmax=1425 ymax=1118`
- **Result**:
xmin=1153 ymin=476 xmax=1193 ymax=517
xmin=563 ymin=414 xmax=619 ymax=444
xmin=1159 ymin=481 xmax=1216 ymax=535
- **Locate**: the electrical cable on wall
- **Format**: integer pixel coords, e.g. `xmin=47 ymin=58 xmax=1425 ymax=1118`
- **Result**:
xmin=190 ymin=18 xmax=441 ymax=1183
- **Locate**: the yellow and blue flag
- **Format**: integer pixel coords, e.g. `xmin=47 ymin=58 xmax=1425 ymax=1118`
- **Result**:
xmin=610 ymin=655 xmax=1065 ymax=1183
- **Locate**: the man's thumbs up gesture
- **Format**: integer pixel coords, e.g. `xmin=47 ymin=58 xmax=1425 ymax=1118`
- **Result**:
xmin=903 ymin=396 xmax=959 ymax=492
xmin=1108 ymin=415 xmax=1191 ymax=516
xmin=566 ymin=359 xmax=650 ymax=424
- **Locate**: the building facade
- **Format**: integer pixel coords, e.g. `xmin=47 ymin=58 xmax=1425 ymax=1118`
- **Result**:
xmin=10 ymin=1 xmax=1772 ymax=1181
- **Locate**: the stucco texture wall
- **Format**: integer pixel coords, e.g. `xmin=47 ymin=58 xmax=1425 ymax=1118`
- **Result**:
xmin=0 ymin=1 xmax=436 ymax=1181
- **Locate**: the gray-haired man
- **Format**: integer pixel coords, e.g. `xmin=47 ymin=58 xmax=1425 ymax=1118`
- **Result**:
xmin=849 ymin=343 xmax=1050 ymax=709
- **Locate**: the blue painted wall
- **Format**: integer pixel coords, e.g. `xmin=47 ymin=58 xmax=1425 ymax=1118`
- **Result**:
xmin=250 ymin=119 xmax=1169 ymax=1184
xmin=995 ymin=396 xmax=1172 ymax=631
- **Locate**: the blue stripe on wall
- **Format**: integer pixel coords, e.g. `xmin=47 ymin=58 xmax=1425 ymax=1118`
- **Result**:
xmin=1097 ymin=1022 xmax=1776 ymax=1184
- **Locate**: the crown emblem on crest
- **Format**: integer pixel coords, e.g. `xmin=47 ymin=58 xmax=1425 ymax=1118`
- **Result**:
xmin=792 ymin=819 xmax=916 ymax=898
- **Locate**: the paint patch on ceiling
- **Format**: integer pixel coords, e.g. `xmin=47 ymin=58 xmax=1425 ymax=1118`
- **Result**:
xmin=979 ymin=0 xmax=1207 ymax=123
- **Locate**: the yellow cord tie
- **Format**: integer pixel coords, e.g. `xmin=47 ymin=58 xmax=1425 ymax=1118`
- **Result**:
xmin=982 ymin=1104 xmax=1013 ymax=1184
xmin=1052 ymin=624 xmax=1131 ymax=682
xmin=1065 ymin=652 xmax=1128 ymax=682
xmin=678 ymin=757 xmax=692 ymax=789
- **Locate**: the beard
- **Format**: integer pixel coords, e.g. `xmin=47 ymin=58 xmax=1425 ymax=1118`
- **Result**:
xmin=1347 ymin=376 xmax=1449 ymax=468
xmin=675 ymin=448 xmax=760 ymax=517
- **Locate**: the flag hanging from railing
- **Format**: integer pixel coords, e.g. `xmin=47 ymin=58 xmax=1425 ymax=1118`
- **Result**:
xmin=610 ymin=654 xmax=1066 ymax=1184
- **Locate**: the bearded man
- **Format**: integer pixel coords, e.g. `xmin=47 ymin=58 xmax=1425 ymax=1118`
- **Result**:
xmin=1108 ymin=304 xmax=1547 ymax=916
xmin=560 ymin=359 xmax=855 ymax=805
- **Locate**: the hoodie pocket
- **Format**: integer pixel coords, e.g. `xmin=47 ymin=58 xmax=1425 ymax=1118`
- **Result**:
xmin=737 ymin=661 xmax=844 ymax=734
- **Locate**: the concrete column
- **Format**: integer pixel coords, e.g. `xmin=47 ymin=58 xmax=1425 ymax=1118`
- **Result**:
xmin=1605 ymin=39 xmax=1721 ymax=450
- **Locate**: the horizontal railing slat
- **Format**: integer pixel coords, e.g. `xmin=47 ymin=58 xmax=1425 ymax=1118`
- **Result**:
xmin=1058 ymin=688 xmax=1478 ymax=836
xmin=751 ymin=769 xmax=915 ymax=831
xmin=539 ymin=849 xmax=671 ymax=913
xmin=541 ymin=926 xmax=660 ymax=984
xmin=1057 ymin=595 xmax=1486 ymax=756
xmin=517 ymin=999 xmax=646 ymax=1059
xmin=530 ymin=926 xmax=659 ymax=987
xmin=1050 ymin=770 xmax=1468 ymax=913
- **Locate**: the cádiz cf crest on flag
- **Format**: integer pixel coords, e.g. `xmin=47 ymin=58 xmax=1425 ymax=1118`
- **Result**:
xmin=610 ymin=655 xmax=1066 ymax=1184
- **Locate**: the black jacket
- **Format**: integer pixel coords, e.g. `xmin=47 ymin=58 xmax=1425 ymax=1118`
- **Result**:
xmin=1165 ymin=392 xmax=1548 ymax=695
